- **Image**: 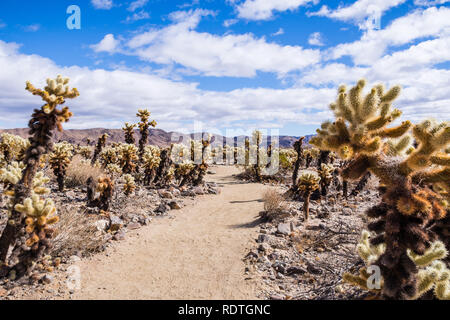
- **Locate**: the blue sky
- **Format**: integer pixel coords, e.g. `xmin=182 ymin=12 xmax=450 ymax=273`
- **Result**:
xmin=0 ymin=0 xmax=449 ymax=136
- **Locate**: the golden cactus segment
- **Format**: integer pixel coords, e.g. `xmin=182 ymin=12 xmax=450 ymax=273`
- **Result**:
xmin=0 ymin=133 xmax=30 ymax=163
xmin=122 ymin=174 xmax=136 ymax=196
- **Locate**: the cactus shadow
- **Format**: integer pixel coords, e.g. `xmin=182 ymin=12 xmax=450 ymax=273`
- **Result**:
xmin=229 ymin=199 xmax=263 ymax=204
xmin=228 ymin=217 xmax=264 ymax=229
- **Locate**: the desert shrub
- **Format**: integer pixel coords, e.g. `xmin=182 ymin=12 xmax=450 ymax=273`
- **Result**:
xmin=51 ymin=207 xmax=105 ymax=257
xmin=65 ymin=155 xmax=104 ymax=188
xmin=261 ymin=189 xmax=288 ymax=221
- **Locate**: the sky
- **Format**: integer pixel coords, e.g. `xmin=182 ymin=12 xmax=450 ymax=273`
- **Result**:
xmin=0 ymin=0 xmax=449 ymax=136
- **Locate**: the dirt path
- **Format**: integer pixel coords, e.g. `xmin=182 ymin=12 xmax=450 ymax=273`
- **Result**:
xmin=67 ymin=166 xmax=265 ymax=300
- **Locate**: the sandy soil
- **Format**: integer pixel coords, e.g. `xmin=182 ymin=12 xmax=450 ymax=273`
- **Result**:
xmin=64 ymin=166 xmax=267 ymax=300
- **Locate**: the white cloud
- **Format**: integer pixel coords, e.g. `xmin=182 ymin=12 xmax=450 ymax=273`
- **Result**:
xmin=308 ymin=32 xmax=324 ymax=46
xmin=0 ymin=40 xmax=335 ymax=131
xmin=329 ymin=6 xmax=450 ymax=65
xmin=309 ymin=0 xmax=406 ymax=30
xmin=91 ymin=0 xmax=113 ymax=10
xmin=223 ymin=19 xmax=238 ymax=27
xmin=23 ymin=24 xmax=40 ymax=32
xmin=414 ymin=0 xmax=450 ymax=6
xmin=271 ymin=28 xmax=284 ymax=36
xmin=128 ymin=0 xmax=149 ymax=12
xmin=90 ymin=34 xmax=121 ymax=53
xmin=117 ymin=9 xmax=321 ymax=77
xmin=124 ymin=10 xmax=150 ymax=23
xmin=234 ymin=0 xmax=318 ymax=20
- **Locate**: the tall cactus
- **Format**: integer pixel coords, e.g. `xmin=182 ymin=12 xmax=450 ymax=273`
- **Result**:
xmin=310 ymin=79 xmax=449 ymax=299
xmin=91 ymin=133 xmax=108 ymax=165
xmin=292 ymin=136 xmax=305 ymax=188
xmin=137 ymin=109 xmax=157 ymax=162
xmin=0 ymin=75 xmax=78 ymax=278
xmin=122 ymin=122 xmax=136 ymax=145
xmin=49 ymin=141 xmax=74 ymax=192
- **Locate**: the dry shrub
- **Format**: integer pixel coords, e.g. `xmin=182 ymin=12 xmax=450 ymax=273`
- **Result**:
xmin=260 ymin=189 xmax=288 ymax=221
xmin=65 ymin=155 xmax=104 ymax=188
xmin=51 ymin=206 xmax=105 ymax=257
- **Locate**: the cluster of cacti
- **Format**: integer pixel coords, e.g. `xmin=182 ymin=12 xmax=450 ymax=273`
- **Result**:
xmin=0 ymin=75 xmax=78 ymax=279
xmin=136 ymin=109 xmax=157 ymax=161
xmin=0 ymin=133 xmax=30 ymax=164
xmin=297 ymin=171 xmax=321 ymax=221
xmin=49 ymin=141 xmax=74 ymax=191
xmin=91 ymin=133 xmax=109 ymax=165
xmin=302 ymin=148 xmax=319 ymax=168
xmin=122 ymin=122 xmax=136 ymax=145
xmin=118 ymin=143 xmax=138 ymax=174
xmin=310 ymin=79 xmax=449 ymax=299
xmin=122 ymin=174 xmax=136 ymax=196
xmin=279 ymin=148 xmax=297 ymax=173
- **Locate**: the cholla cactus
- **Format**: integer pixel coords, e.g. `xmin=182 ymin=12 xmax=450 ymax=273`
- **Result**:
xmin=292 ymin=137 xmax=305 ymax=188
xmin=99 ymin=146 xmax=121 ymax=168
xmin=137 ymin=109 xmax=157 ymax=161
xmin=87 ymin=176 xmax=114 ymax=211
xmin=310 ymin=79 xmax=449 ymax=299
xmin=303 ymin=148 xmax=319 ymax=168
xmin=49 ymin=141 xmax=74 ymax=191
xmin=122 ymin=174 xmax=136 ymax=196
xmin=91 ymin=133 xmax=109 ymax=165
xmin=142 ymin=145 xmax=161 ymax=185
xmin=175 ymin=160 xmax=195 ymax=185
xmin=76 ymin=146 xmax=92 ymax=160
xmin=0 ymin=133 xmax=30 ymax=164
xmin=0 ymin=75 xmax=78 ymax=279
xmin=344 ymin=231 xmax=450 ymax=300
xmin=118 ymin=143 xmax=138 ymax=174
xmin=297 ymin=171 xmax=320 ymax=221
xmin=252 ymin=130 xmax=263 ymax=182
xmin=122 ymin=122 xmax=136 ymax=145
xmin=318 ymin=163 xmax=334 ymax=197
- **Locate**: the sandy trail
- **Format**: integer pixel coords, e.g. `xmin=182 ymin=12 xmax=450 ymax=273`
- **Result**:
xmin=70 ymin=166 xmax=265 ymax=300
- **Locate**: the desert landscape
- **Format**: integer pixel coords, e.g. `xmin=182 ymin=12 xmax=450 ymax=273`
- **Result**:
xmin=0 ymin=0 xmax=449 ymax=303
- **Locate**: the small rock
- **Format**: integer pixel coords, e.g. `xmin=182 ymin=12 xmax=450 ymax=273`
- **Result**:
xmin=207 ymin=170 xmax=216 ymax=175
xmin=42 ymin=275 xmax=53 ymax=284
xmin=95 ymin=219 xmax=109 ymax=232
xmin=286 ymin=266 xmax=307 ymax=275
xmin=155 ymin=203 xmax=169 ymax=214
xmin=181 ymin=190 xmax=196 ymax=197
xmin=192 ymin=187 xmax=205 ymax=195
xmin=277 ymin=223 xmax=291 ymax=235
xmin=172 ymin=189 xmax=181 ymax=197
xmin=257 ymin=234 xmax=269 ymax=243
xmin=269 ymin=294 xmax=285 ymax=300
xmin=127 ymin=222 xmax=141 ymax=230
xmin=258 ymin=243 xmax=270 ymax=252
xmin=0 ymin=288 xmax=7 ymax=297
xmin=169 ymin=201 xmax=182 ymax=210
xmin=159 ymin=191 xmax=173 ymax=199
xmin=113 ymin=230 xmax=126 ymax=241
xmin=109 ymin=215 xmax=123 ymax=232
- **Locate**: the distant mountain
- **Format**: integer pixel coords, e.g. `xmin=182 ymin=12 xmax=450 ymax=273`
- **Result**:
xmin=0 ymin=128 xmax=314 ymax=148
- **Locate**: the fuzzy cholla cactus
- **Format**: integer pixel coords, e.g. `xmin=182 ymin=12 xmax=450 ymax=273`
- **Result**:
xmin=252 ymin=130 xmax=263 ymax=182
xmin=344 ymin=231 xmax=450 ymax=300
xmin=88 ymin=176 xmax=114 ymax=211
xmin=0 ymin=75 xmax=78 ymax=279
xmin=137 ymin=109 xmax=157 ymax=160
xmin=76 ymin=146 xmax=92 ymax=160
xmin=49 ymin=141 xmax=74 ymax=191
xmin=297 ymin=171 xmax=320 ymax=221
xmin=310 ymin=79 xmax=449 ymax=299
xmin=0 ymin=133 xmax=30 ymax=164
xmin=99 ymin=146 xmax=121 ymax=168
xmin=91 ymin=133 xmax=109 ymax=165
xmin=119 ymin=143 xmax=138 ymax=174
xmin=122 ymin=122 xmax=136 ymax=145
xmin=122 ymin=174 xmax=136 ymax=196
xmin=303 ymin=148 xmax=319 ymax=168
xmin=142 ymin=145 xmax=161 ymax=185
xmin=318 ymin=163 xmax=334 ymax=197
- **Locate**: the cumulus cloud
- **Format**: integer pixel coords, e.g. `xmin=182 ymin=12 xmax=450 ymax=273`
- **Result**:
xmin=23 ymin=24 xmax=40 ymax=32
xmin=128 ymin=0 xmax=149 ymax=12
xmin=271 ymin=28 xmax=284 ymax=36
xmin=96 ymin=9 xmax=321 ymax=77
xmin=234 ymin=0 xmax=318 ymax=20
xmin=91 ymin=0 xmax=113 ymax=10
xmin=414 ymin=0 xmax=449 ymax=5
xmin=309 ymin=0 xmax=407 ymax=30
xmin=0 ymin=40 xmax=336 ymax=132
xmin=308 ymin=32 xmax=324 ymax=46
xmin=124 ymin=10 xmax=150 ymax=23
xmin=328 ymin=6 xmax=450 ymax=65
xmin=90 ymin=34 xmax=121 ymax=53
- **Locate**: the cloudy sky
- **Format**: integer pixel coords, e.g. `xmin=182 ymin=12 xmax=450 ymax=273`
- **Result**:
xmin=0 ymin=0 xmax=449 ymax=136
